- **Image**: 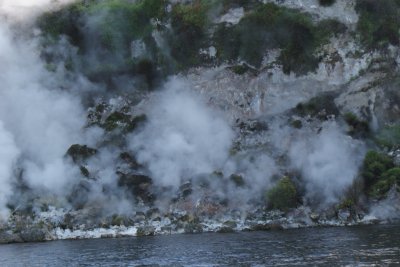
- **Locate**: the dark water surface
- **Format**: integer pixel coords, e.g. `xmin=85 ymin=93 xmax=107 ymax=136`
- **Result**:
xmin=1 ymin=224 xmax=400 ymax=266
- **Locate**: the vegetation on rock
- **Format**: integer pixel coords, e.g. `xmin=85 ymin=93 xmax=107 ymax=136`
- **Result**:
xmin=361 ymin=150 xmax=400 ymax=199
xmin=266 ymin=177 xmax=298 ymax=211
xmin=214 ymin=3 xmax=345 ymax=74
xmin=355 ymin=0 xmax=400 ymax=48
xmin=376 ymin=124 xmax=400 ymax=149
xmin=362 ymin=150 xmax=394 ymax=188
xmin=295 ymin=93 xmax=339 ymax=119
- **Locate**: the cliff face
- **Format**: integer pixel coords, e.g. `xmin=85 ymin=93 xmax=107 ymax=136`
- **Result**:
xmin=1 ymin=0 xmax=400 ymax=243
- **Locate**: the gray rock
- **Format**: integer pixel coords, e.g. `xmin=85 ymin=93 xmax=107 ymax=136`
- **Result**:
xmin=0 ymin=231 xmax=23 ymax=244
xmin=20 ymin=228 xmax=49 ymax=242
xmin=217 ymin=226 xmax=235 ymax=233
xmin=136 ymin=226 xmax=155 ymax=236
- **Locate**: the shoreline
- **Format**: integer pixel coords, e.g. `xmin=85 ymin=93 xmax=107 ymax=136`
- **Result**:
xmin=0 ymin=207 xmax=386 ymax=245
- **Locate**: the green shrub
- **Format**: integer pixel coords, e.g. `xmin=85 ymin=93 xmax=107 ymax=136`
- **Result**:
xmin=213 ymin=3 xmax=345 ymax=74
xmin=38 ymin=0 xmax=166 ymax=85
xmin=338 ymin=198 xmax=355 ymax=210
xmin=266 ymin=177 xmax=298 ymax=211
xmin=368 ymin=168 xmax=400 ymax=199
xmin=37 ymin=2 xmax=85 ymax=46
xmin=362 ymin=150 xmax=394 ymax=188
xmin=168 ymin=0 xmax=213 ymax=69
xmin=355 ymin=0 xmax=400 ymax=48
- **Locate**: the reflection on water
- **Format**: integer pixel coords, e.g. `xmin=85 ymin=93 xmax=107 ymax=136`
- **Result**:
xmin=0 ymin=224 xmax=399 ymax=266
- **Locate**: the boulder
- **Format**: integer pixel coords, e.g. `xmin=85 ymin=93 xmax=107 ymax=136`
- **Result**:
xmin=66 ymin=144 xmax=97 ymax=164
xmin=0 ymin=231 xmax=23 ymax=244
xmin=136 ymin=226 xmax=155 ymax=236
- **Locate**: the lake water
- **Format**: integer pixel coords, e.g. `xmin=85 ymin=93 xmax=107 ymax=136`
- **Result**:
xmin=1 ymin=224 xmax=399 ymax=266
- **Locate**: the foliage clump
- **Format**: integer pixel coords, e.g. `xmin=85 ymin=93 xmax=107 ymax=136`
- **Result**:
xmin=213 ymin=3 xmax=345 ymax=74
xmin=361 ymin=150 xmax=400 ymax=199
xmin=38 ymin=0 xmax=166 ymax=88
xmin=369 ymin=168 xmax=400 ymax=199
xmin=362 ymin=150 xmax=394 ymax=188
xmin=266 ymin=177 xmax=298 ymax=211
xmin=355 ymin=0 xmax=400 ymax=48
xmin=168 ymin=0 xmax=214 ymax=69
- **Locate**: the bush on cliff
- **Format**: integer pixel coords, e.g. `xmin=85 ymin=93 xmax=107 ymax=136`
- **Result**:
xmin=356 ymin=0 xmax=400 ymax=48
xmin=266 ymin=176 xmax=298 ymax=211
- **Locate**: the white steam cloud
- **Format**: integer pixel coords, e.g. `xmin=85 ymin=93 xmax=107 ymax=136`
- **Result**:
xmin=0 ymin=20 xmax=86 ymax=192
xmin=0 ymin=0 xmax=76 ymax=20
xmin=129 ymin=78 xmax=234 ymax=187
xmin=0 ymin=1 xmax=92 ymax=217
xmin=0 ymin=122 xmax=19 ymax=219
xmin=289 ymin=122 xmax=365 ymax=207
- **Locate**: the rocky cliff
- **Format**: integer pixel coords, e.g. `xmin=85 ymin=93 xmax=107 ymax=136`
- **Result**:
xmin=1 ymin=0 xmax=400 ymax=243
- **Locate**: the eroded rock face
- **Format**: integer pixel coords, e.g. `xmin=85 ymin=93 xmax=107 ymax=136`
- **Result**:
xmin=1 ymin=0 xmax=400 ymax=244
xmin=117 ymin=173 xmax=154 ymax=203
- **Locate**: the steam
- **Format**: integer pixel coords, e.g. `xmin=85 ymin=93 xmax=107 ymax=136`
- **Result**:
xmin=129 ymin=78 xmax=234 ymax=187
xmin=0 ymin=0 xmax=76 ymax=20
xmin=0 ymin=0 xmax=93 ymax=218
xmin=289 ymin=122 xmax=365 ymax=207
xmin=0 ymin=122 xmax=19 ymax=218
